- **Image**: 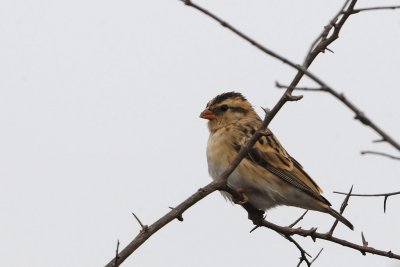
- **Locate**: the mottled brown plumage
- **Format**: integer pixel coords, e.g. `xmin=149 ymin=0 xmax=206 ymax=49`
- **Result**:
xmin=200 ymin=92 xmax=353 ymax=230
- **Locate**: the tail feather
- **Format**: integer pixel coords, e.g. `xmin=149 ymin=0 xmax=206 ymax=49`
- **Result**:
xmin=328 ymin=208 xmax=354 ymax=230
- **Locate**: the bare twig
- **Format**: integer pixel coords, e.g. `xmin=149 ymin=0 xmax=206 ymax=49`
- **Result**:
xmin=360 ymin=151 xmax=400 ymax=160
xmin=250 ymin=217 xmax=400 ymax=260
xmin=275 ymin=82 xmax=327 ymax=92
xmin=182 ymin=0 xmax=400 ymax=152
xmin=289 ymin=210 xmax=309 ymax=228
xmin=310 ymin=248 xmax=324 ymax=265
xmin=328 ymin=186 xmax=353 ymax=235
xmin=105 ymin=181 xmax=223 ymax=267
xmin=275 ymin=85 xmax=400 ymax=152
xmin=353 ymin=5 xmax=400 ymax=13
xmin=306 ymin=0 xmax=351 ymax=57
xmin=333 ymin=190 xmax=400 ymax=213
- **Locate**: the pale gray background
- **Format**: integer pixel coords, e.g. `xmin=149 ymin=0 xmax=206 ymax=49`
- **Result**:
xmin=1 ymin=0 xmax=399 ymax=266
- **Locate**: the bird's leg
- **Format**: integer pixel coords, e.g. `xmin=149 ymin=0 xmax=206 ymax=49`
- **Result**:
xmin=242 ymin=202 xmax=265 ymax=225
xmin=231 ymin=187 xmax=249 ymax=205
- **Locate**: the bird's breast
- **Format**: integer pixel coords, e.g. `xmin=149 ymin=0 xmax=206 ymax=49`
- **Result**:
xmin=206 ymin=131 xmax=234 ymax=180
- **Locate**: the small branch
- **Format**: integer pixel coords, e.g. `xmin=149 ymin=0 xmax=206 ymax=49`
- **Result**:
xmin=251 ymin=217 xmax=400 ymax=260
xmin=328 ymin=185 xmax=353 ymax=235
xmin=276 ymin=86 xmax=400 ymax=153
xmin=275 ymin=82 xmax=328 ymax=92
xmin=360 ymin=151 xmax=400 ymax=161
xmin=289 ymin=210 xmax=309 ymax=228
xmin=352 ymin=5 xmax=400 ymax=13
xmin=285 ymin=92 xmax=304 ymax=101
xmin=333 ymin=190 xmax=400 ymax=213
xmin=333 ymin=191 xmax=400 ymax=198
xmin=105 ymin=180 xmax=224 ymax=267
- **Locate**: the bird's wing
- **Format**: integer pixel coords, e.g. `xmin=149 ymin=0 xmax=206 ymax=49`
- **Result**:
xmin=233 ymin=130 xmax=330 ymax=206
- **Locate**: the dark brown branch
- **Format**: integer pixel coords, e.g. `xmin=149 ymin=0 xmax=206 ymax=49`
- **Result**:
xmin=249 ymin=217 xmax=400 ymax=260
xmin=333 ymin=190 xmax=400 ymax=213
xmin=352 ymin=5 xmax=400 ymax=13
xmin=179 ymin=0 xmax=357 ymax=102
xmin=360 ymin=151 xmax=400 ymax=160
xmin=105 ymin=180 xmax=224 ymax=267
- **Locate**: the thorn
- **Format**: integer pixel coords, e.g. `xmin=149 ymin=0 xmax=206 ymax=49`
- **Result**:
xmin=198 ymin=188 xmax=206 ymax=193
xmin=372 ymin=138 xmax=386 ymax=143
xmin=384 ymin=196 xmax=388 ymax=213
xmin=309 ymin=227 xmax=318 ymax=242
xmin=261 ymin=106 xmax=271 ymax=114
xmin=285 ymin=92 xmax=303 ymax=101
xmin=326 ymin=47 xmax=334 ymax=53
xmin=361 ymin=232 xmax=368 ymax=247
xmin=250 ymin=225 xmax=261 ymax=233
xmin=169 ymin=207 xmax=184 ymax=222
xmin=114 ymin=239 xmax=120 ymax=267
xmin=275 ymin=81 xmax=286 ymax=89
xmin=132 ymin=212 xmax=149 ymax=232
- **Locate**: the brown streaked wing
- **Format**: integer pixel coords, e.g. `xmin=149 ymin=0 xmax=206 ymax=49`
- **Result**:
xmin=233 ymin=135 xmax=330 ymax=206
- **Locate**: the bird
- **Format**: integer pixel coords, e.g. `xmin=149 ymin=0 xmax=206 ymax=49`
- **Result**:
xmin=200 ymin=91 xmax=353 ymax=230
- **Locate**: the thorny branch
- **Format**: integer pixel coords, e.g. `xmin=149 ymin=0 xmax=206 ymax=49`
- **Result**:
xmin=251 ymin=217 xmax=400 ymax=260
xmin=334 ymin=190 xmax=400 ymax=213
xmin=105 ymin=0 xmax=400 ymax=266
xmin=275 ymin=83 xmax=400 ymax=153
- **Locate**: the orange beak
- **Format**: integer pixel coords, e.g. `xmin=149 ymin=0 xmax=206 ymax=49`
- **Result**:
xmin=199 ymin=109 xmax=216 ymax=120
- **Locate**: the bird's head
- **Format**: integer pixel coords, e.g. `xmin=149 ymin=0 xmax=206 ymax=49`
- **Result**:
xmin=200 ymin=92 xmax=257 ymax=132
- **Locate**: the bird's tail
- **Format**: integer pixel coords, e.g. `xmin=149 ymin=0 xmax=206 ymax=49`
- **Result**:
xmin=327 ymin=207 xmax=354 ymax=230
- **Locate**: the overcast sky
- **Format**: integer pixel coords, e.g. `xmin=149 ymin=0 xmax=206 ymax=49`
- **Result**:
xmin=1 ymin=0 xmax=400 ymax=266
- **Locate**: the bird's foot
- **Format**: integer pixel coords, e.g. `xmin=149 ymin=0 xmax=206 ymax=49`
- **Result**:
xmin=242 ymin=202 xmax=265 ymax=225
xmin=231 ymin=188 xmax=248 ymax=205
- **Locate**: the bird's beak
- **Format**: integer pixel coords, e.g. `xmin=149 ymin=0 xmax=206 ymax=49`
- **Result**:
xmin=200 ymin=109 xmax=216 ymax=120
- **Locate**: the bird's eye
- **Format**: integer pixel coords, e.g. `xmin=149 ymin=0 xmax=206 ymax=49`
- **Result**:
xmin=219 ymin=104 xmax=229 ymax=112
